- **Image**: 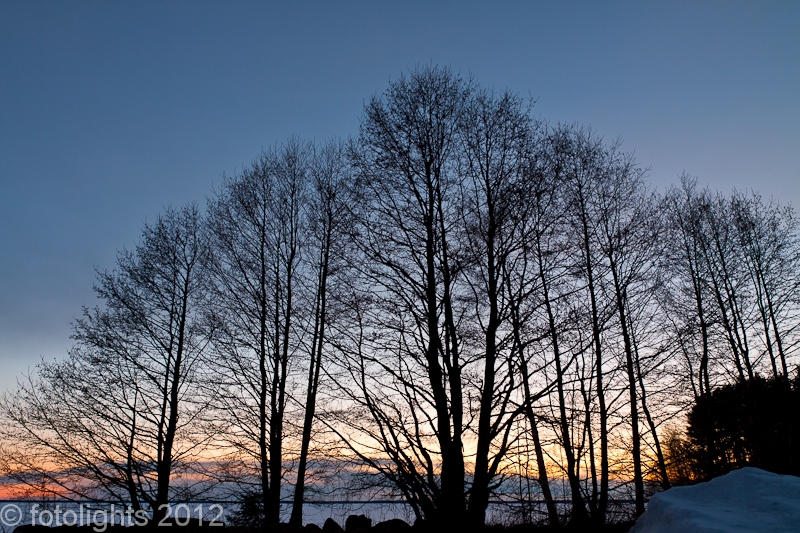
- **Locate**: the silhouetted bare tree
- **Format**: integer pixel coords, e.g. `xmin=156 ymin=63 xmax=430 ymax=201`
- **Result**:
xmin=338 ymin=65 xmax=471 ymax=524
xmin=205 ymin=141 xmax=308 ymax=525
xmin=459 ymin=88 xmax=536 ymax=524
xmin=1 ymin=204 xmax=211 ymax=518
xmin=290 ymin=141 xmax=354 ymax=526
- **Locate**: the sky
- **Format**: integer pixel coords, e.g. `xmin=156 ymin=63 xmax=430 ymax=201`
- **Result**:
xmin=1 ymin=1 xmax=798 ymax=394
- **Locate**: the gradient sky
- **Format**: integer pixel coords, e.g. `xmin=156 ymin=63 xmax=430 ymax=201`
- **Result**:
xmin=1 ymin=1 xmax=798 ymax=394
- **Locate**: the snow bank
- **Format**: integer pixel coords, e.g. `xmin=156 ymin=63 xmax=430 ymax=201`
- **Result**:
xmin=631 ymin=467 xmax=800 ymax=533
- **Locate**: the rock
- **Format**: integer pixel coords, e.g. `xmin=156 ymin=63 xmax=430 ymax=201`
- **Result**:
xmin=344 ymin=514 xmax=371 ymax=532
xmin=372 ymin=518 xmax=411 ymax=532
xmin=322 ymin=517 xmax=344 ymax=533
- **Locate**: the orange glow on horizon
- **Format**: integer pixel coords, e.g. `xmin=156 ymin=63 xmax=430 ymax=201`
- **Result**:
xmin=0 ymin=483 xmax=67 ymax=500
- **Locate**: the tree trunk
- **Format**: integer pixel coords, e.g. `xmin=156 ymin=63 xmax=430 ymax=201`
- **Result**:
xmin=540 ymin=242 xmax=587 ymax=523
xmin=609 ymin=262 xmax=645 ymax=516
xmin=290 ymin=231 xmax=330 ymax=525
xmin=469 ymin=197 xmax=499 ymax=525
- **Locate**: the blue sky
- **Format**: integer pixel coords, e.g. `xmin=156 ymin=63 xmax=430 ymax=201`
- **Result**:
xmin=1 ymin=1 xmax=798 ymax=393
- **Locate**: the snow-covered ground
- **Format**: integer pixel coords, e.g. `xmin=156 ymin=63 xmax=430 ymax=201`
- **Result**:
xmin=632 ymin=467 xmax=800 ymax=533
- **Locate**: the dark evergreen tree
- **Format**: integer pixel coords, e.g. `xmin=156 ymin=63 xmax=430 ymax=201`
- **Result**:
xmin=687 ymin=374 xmax=800 ymax=479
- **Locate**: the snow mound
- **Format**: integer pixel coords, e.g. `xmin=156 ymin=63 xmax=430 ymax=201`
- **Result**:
xmin=631 ymin=467 xmax=800 ymax=533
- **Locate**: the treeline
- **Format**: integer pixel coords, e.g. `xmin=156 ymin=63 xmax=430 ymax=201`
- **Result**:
xmin=1 ymin=66 xmax=799 ymax=528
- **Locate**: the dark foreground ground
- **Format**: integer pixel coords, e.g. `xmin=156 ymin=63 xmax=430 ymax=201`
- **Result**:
xmin=13 ymin=515 xmax=635 ymax=533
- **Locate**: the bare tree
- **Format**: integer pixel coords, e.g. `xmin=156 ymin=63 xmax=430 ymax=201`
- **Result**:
xmin=1 ymin=204 xmax=211 ymax=518
xmin=337 ymin=65 xmax=471 ymax=524
xmin=290 ymin=141 xmax=354 ymax=525
xmin=205 ymin=141 xmax=308 ymax=525
xmin=459 ymin=88 xmax=535 ymax=524
xmin=1 ymin=344 xmax=147 ymax=506
xmin=700 ymin=193 xmax=757 ymax=381
xmin=507 ymin=125 xmax=573 ymax=527
xmin=731 ymin=191 xmax=800 ymax=378
xmin=662 ymin=177 xmax=716 ymax=400
xmin=557 ymin=125 xmax=610 ymax=523
xmin=6 ymin=66 xmax=799 ymax=529
xmin=592 ymin=141 xmax=655 ymax=516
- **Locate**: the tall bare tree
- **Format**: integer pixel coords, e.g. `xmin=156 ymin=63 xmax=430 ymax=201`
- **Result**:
xmin=731 ymin=191 xmax=800 ymax=378
xmin=593 ymin=146 xmax=659 ymax=516
xmin=558 ymin=125 xmax=610 ymax=523
xmin=205 ymin=141 xmax=308 ymax=525
xmin=290 ymin=141 xmax=353 ymax=525
xmin=459 ymin=88 xmax=535 ymax=524
xmin=1 ymin=204 xmax=211 ymax=518
xmin=338 ymin=65 xmax=471 ymax=524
